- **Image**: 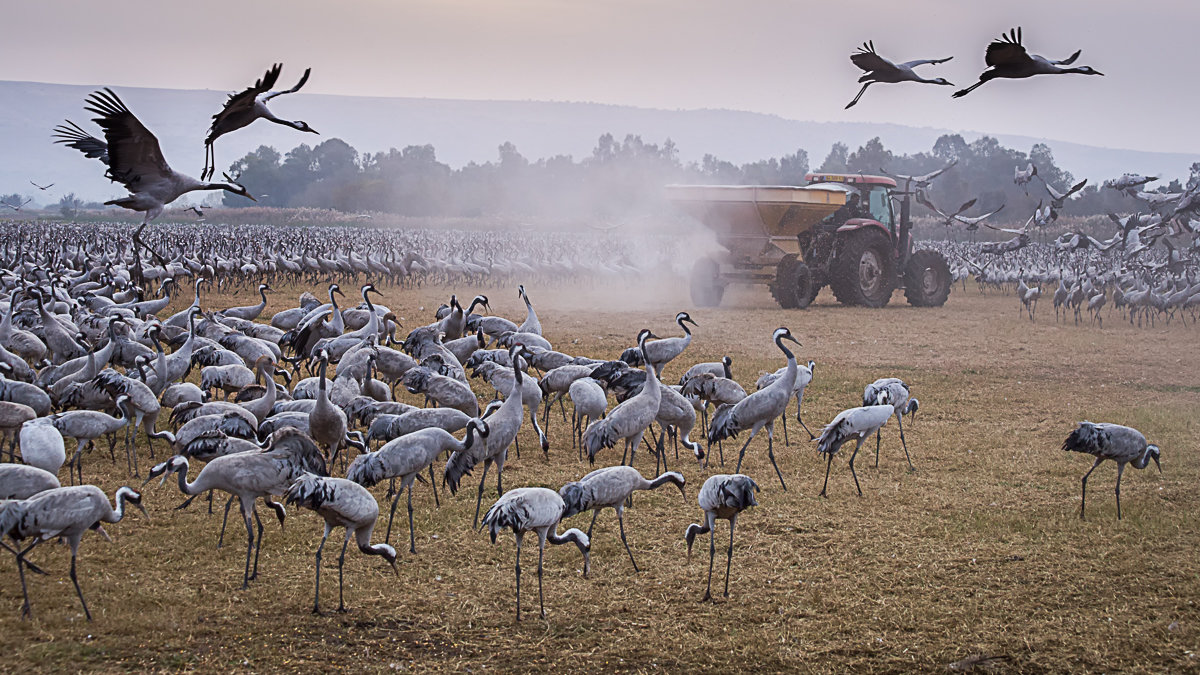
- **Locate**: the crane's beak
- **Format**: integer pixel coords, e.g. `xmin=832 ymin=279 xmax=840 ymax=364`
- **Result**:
xmin=1153 ymin=455 xmax=1162 ymax=473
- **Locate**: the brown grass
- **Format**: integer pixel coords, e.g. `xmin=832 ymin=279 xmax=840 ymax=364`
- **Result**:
xmin=1 ymin=279 xmax=1197 ymax=673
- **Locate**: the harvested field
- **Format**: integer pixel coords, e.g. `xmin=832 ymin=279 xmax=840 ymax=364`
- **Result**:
xmin=1 ymin=279 xmax=1196 ymax=673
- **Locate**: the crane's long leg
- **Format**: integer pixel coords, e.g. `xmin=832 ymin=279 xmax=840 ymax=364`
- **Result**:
xmin=702 ymin=525 xmax=715 ymax=602
xmin=312 ymin=524 xmax=331 ymax=614
xmin=766 ymin=423 xmax=787 ymax=491
xmin=796 ymin=410 xmax=816 ymax=440
xmin=514 ymin=532 xmax=523 ymax=621
xmin=15 ymin=540 xmax=41 ymax=619
xmin=724 ymin=518 xmax=736 ymax=598
xmin=587 ymin=509 xmax=599 ymax=539
xmin=241 ymin=498 xmax=254 ymax=589
xmin=385 ymin=486 xmax=403 ymax=546
xmin=616 ymin=508 xmax=639 ymax=572
xmin=848 ymin=438 xmax=864 ymax=496
xmin=1079 ymin=457 xmax=1104 ymax=520
xmin=896 ymin=412 xmax=914 ymax=471
xmin=407 ymin=483 xmax=417 ymax=554
xmin=1115 ymin=462 xmax=1126 ymax=521
xmin=819 ymin=452 xmax=834 ymax=498
xmin=733 ymin=429 xmax=757 ymax=474
xmin=68 ymin=545 xmax=92 ymax=621
xmin=472 ymin=461 xmax=492 ymax=530
xmin=217 ymin=495 xmax=235 ymax=549
xmin=781 ymin=414 xmax=789 ymax=447
xmin=874 ymin=429 xmax=882 ymax=468
xmin=845 ymin=82 xmax=872 ymax=109
xmin=250 ymin=505 xmax=265 ymax=580
xmin=428 ymin=464 xmax=440 ymax=508
xmin=537 ymin=540 xmax=547 ymax=619
xmin=337 ymin=533 xmax=350 ymax=612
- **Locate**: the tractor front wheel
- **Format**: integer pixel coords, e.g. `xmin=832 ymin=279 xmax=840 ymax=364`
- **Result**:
xmin=690 ymin=257 xmax=725 ymax=308
xmin=770 ymin=255 xmax=814 ymax=309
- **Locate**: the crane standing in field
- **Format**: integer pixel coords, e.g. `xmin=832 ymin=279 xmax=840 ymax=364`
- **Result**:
xmin=284 ymin=473 xmax=398 ymax=614
xmin=952 ymin=27 xmax=1103 ymax=98
xmin=863 ymin=377 xmax=918 ymax=470
xmin=584 ymin=330 xmax=661 ymax=466
xmin=816 ymin=390 xmax=894 ymax=497
xmin=481 ymin=487 xmax=590 ymax=621
xmin=559 ymin=466 xmax=686 ymax=573
xmin=707 ymin=327 xmax=802 ymax=490
xmin=1062 ymin=422 xmax=1161 ymax=520
xmin=684 ymin=473 xmax=758 ymax=601
xmin=845 ymin=41 xmax=954 ymax=109
xmin=202 ymin=64 xmax=317 ymax=181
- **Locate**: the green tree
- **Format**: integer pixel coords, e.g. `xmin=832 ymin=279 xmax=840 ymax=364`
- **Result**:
xmin=817 ymin=142 xmax=849 ymax=172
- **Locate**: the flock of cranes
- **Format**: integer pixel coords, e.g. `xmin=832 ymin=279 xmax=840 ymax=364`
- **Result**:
xmin=0 ymin=257 xmax=1167 ymax=622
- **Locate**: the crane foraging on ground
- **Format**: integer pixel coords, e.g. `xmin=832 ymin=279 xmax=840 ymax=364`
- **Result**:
xmin=284 ymin=473 xmax=397 ymax=614
xmin=480 ymin=487 xmax=590 ymax=621
xmin=1062 ymin=421 xmax=1161 ymax=520
xmin=684 ymin=473 xmax=758 ymax=601
xmin=845 ymin=41 xmax=953 ymax=109
xmin=559 ymin=465 xmax=685 ymax=573
xmin=816 ymin=389 xmax=894 ymax=497
xmin=863 ymin=377 xmax=918 ymax=470
xmin=707 ymin=327 xmax=802 ymax=490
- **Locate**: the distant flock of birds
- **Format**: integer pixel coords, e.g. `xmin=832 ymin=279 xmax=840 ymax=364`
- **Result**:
xmin=0 ymin=266 xmax=1165 ymax=622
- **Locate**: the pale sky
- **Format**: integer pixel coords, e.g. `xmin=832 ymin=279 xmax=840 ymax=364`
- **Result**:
xmin=3 ymin=0 xmax=1197 ymax=155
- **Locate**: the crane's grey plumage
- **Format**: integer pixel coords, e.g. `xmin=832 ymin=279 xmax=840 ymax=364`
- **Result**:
xmin=481 ymin=486 xmax=590 ymax=620
xmin=284 ymin=473 xmax=397 ymax=614
xmin=953 ymin=27 xmax=1103 ymax=98
xmin=845 ymin=40 xmax=954 ymax=109
xmin=18 ymin=417 xmax=66 ymax=475
xmin=52 ymin=394 xmax=131 ymax=485
xmin=756 ymin=359 xmax=817 ymax=442
xmin=707 ymin=327 xmax=801 ymax=490
xmin=145 ymin=428 xmax=327 ymax=588
xmin=559 ymin=465 xmax=685 ymax=573
xmin=679 ymin=355 xmax=733 ymax=384
xmin=684 ymin=473 xmax=758 ymax=601
xmin=622 ymin=312 xmax=697 ymax=377
xmin=1062 ymin=422 xmax=1161 ymax=520
xmin=0 ymin=485 xmax=147 ymax=620
xmin=220 ymin=284 xmax=273 ymax=322
xmin=816 ymin=390 xmax=893 ymax=497
xmin=584 ymin=330 xmax=661 ymax=466
xmin=348 ymin=419 xmax=488 ymax=553
xmin=309 ymin=350 xmax=349 ymax=463
xmin=517 ymin=285 xmax=542 ymax=336
xmin=568 ymin=377 xmax=607 ymax=457
xmin=0 ymin=464 xmax=60 ymax=499
xmin=863 ymin=377 xmax=918 ymax=470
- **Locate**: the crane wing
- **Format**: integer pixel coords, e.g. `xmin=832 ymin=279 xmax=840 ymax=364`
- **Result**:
xmin=263 ymin=67 xmax=311 ymax=101
xmin=52 ymin=120 xmax=110 ymax=165
xmin=208 ymin=64 xmax=282 ymax=133
xmin=984 ymin=27 xmax=1028 ymax=67
xmin=850 ymin=41 xmax=893 ymax=73
xmin=83 ymin=89 xmax=171 ymax=191
xmin=899 ymin=56 xmax=953 ymax=68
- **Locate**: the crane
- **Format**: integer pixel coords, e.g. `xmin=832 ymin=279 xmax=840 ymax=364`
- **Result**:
xmin=815 ymin=389 xmax=894 ymax=497
xmin=1062 ymin=422 xmax=1161 ymax=520
xmin=953 ymin=27 xmax=1103 ymax=98
xmin=844 ymin=41 xmax=953 ymax=109
xmin=684 ymin=473 xmax=758 ymax=601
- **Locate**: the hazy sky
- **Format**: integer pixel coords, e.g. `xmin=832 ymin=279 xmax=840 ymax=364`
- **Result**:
xmin=4 ymin=0 xmax=1197 ymax=155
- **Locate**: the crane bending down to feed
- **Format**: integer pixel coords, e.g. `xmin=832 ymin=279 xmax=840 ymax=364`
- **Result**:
xmin=952 ymin=27 xmax=1103 ymax=98
xmin=481 ymin=487 xmax=590 ymax=621
xmin=284 ymin=473 xmax=397 ymax=614
xmin=52 ymin=89 xmax=256 ymax=266
xmin=203 ymin=64 xmax=317 ymax=181
xmin=1062 ymin=422 xmax=1161 ymax=520
xmin=862 ymin=377 xmax=918 ymax=470
xmin=707 ymin=327 xmax=802 ymax=490
xmin=816 ymin=390 xmax=894 ymax=497
xmin=684 ymin=473 xmax=758 ymax=601
xmin=845 ymin=41 xmax=954 ymax=109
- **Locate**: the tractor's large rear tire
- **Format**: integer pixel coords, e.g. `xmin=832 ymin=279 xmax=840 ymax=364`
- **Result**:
xmin=904 ymin=249 xmax=952 ymax=307
xmin=690 ymin=257 xmax=725 ymax=307
xmin=769 ymin=255 xmax=814 ymax=309
xmin=830 ymin=229 xmax=895 ymax=308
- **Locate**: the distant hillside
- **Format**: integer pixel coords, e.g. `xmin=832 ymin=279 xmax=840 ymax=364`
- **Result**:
xmin=3 ymin=79 xmax=1196 ymax=204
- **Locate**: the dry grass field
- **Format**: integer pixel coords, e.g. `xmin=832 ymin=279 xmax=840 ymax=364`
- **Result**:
xmin=0 ymin=277 xmax=1197 ymax=673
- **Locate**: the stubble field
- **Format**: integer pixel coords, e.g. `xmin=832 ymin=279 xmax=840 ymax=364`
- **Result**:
xmin=0 ymin=277 xmax=1197 ymax=673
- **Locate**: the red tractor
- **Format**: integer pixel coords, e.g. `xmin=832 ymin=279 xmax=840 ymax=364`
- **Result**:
xmin=670 ymin=172 xmax=951 ymax=309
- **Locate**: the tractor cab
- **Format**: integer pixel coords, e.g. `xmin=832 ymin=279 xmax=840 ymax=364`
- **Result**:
xmin=805 ymin=173 xmax=897 ymax=236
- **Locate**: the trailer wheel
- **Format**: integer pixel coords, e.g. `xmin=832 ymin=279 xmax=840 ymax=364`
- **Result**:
xmin=770 ymin=255 xmax=814 ymax=309
xmin=830 ymin=229 xmax=895 ymax=308
xmin=903 ymin=249 xmax=952 ymax=307
xmin=690 ymin=257 xmax=725 ymax=307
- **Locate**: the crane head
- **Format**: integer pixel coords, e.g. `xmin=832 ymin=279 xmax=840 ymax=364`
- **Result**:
xmin=1147 ymin=444 xmax=1162 ymax=473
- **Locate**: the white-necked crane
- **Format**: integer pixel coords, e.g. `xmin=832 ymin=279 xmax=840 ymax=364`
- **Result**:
xmin=953 ymin=27 xmax=1103 ymax=98
xmin=53 ymin=89 xmax=255 ymax=264
xmin=815 ymin=389 xmax=894 ymax=497
xmin=1062 ymin=422 xmax=1161 ymax=520
xmin=202 ymin=64 xmax=317 ymax=181
xmin=584 ymin=330 xmax=661 ymax=466
xmin=684 ymin=473 xmax=758 ymax=601
xmin=845 ymin=41 xmax=953 ymax=109
xmin=481 ymin=486 xmax=590 ymax=621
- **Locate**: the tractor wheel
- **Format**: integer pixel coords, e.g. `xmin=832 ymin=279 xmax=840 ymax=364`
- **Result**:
xmin=690 ymin=257 xmax=725 ymax=308
xmin=830 ymin=229 xmax=895 ymax=308
xmin=904 ymin=249 xmax=952 ymax=307
xmin=769 ymin=255 xmax=814 ymax=309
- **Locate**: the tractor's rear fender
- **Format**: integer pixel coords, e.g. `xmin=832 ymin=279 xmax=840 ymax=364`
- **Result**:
xmin=836 ymin=218 xmax=892 ymax=240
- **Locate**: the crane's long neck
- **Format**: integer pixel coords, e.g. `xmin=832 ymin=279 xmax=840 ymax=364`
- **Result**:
xmin=318 ymin=357 xmax=330 ymax=399
xmin=171 ymin=460 xmax=203 ymax=496
xmin=647 ymin=471 xmax=685 ymax=491
xmin=1133 ymin=446 xmax=1157 ymax=470
xmin=107 ymin=488 xmax=138 ymax=523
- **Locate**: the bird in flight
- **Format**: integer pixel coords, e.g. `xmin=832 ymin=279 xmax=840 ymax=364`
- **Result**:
xmin=953 ymin=27 xmax=1102 ymax=98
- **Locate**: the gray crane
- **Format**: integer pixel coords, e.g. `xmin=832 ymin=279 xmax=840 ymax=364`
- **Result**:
xmin=18 ymin=417 xmax=65 ymax=475
xmin=348 ymin=419 xmax=488 ymax=553
xmin=622 ymin=312 xmax=697 ymax=378
xmin=679 ymin=355 xmax=733 ymax=383
xmin=1062 ymin=422 xmax=1161 ymax=520
xmin=953 ymin=27 xmax=1103 ymax=98
xmin=684 ymin=473 xmax=758 ymax=601
xmin=584 ymin=330 xmax=661 ymax=466
xmin=202 ymin=64 xmax=316 ymax=181
xmin=220 ymin=283 xmax=273 ymax=322
xmin=481 ymin=486 xmax=590 ymax=621
xmin=844 ymin=41 xmax=953 ymax=109
xmin=284 ymin=473 xmax=397 ymax=614
xmin=1014 ymin=163 xmax=1038 ymax=191
xmin=707 ymin=327 xmax=802 ymax=490
xmin=51 ymin=394 xmax=131 ymax=484
xmin=568 ymin=377 xmax=607 ymax=457
xmin=863 ymin=377 xmax=918 ymax=470
xmin=0 ymin=465 xmax=60 ymax=499
xmin=559 ymin=465 xmax=685 ymax=573
xmin=816 ymin=390 xmax=893 ymax=497
xmin=0 ymin=401 xmax=35 ymax=460
xmin=755 ymin=359 xmax=817 ymax=442
xmin=145 ymin=428 xmax=327 ymax=589
xmin=1 ymin=484 xmax=147 ymax=620
xmin=310 ymin=350 xmax=349 ymax=464
xmin=517 ymin=285 xmax=542 ymax=336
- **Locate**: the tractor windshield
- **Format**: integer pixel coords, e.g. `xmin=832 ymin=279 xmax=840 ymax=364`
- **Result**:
xmin=866 ymin=187 xmax=894 ymax=229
